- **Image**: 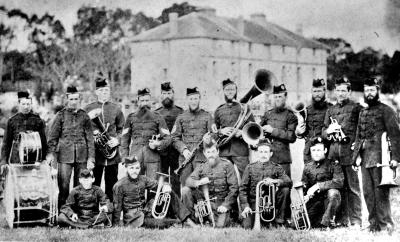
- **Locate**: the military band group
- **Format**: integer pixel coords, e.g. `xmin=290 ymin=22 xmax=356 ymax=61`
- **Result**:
xmin=0 ymin=72 xmax=399 ymax=234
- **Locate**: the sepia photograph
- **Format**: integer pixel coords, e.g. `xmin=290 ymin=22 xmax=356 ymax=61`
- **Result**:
xmin=0 ymin=0 xmax=399 ymax=241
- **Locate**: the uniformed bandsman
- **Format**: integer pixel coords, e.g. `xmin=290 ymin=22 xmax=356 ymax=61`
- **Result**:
xmin=352 ymin=78 xmax=400 ymax=233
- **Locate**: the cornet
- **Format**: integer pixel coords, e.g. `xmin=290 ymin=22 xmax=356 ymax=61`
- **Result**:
xmin=151 ymin=171 xmax=171 ymax=219
xmin=327 ymin=117 xmax=349 ymax=144
xmin=252 ymin=180 xmax=276 ymax=230
xmin=194 ymin=184 xmax=216 ymax=227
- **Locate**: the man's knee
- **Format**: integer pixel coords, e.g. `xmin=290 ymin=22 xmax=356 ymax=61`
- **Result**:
xmin=327 ymin=189 xmax=340 ymax=201
xmin=279 ymin=187 xmax=290 ymax=197
xmin=58 ymin=213 xmax=70 ymax=224
xmin=181 ymin=186 xmax=192 ymax=196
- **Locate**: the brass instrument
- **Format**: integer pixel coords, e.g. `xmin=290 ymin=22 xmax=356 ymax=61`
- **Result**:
xmin=88 ymin=108 xmax=119 ymax=159
xmin=377 ymin=132 xmax=398 ymax=187
xmin=293 ymin=102 xmax=307 ymax=127
xmin=291 ymin=182 xmax=312 ymax=230
xmin=242 ymin=122 xmax=264 ymax=147
xmin=252 ymin=180 xmax=276 ymax=230
xmin=194 ymin=184 xmax=216 ymax=227
xmin=151 ymin=171 xmax=171 ymax=219
xmin=327 ymin=117 xmax=349 ymax=144
xmin=217 ymin=69 xmax=275 ymax=148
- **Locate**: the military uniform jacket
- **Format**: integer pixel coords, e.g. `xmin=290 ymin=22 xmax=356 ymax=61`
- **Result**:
xmin=60 ymin=185 xmax=110 ymax=218
xmin=120 ymin=108 xmax=170 ymax=160
xmin=112 ymin=175 xmax=157 ymax=224
xmin=172 ymin=109 xmax=213 ymax=162
xmin=155 ymin=105 xmax=183 ymax=131
xmin=84 ymin=101 xmax=125 ymax=166
xmin=322 ymin=99 xmax=362 ymax=165
xmin=214 ymin=102 xmax=254 ymax=157
xmin=239 ymin=161 xmax=292 ymax=209
xmin=47 ymin=108 xmax=95 ymax=164
xmin=352 ymin=102 xmax=400 ymax=168
xmin=260 ymin=107 xmax=297 ymax=164
xmin=0 ymin=112 xmax=47 ymax=164
xmin=301 ymin=159 xmax=344 ymax=192
xmin=186 ymin=157 xmax=238 ymax=209
xmin=301 ymin=102 xmax=331 ymax=159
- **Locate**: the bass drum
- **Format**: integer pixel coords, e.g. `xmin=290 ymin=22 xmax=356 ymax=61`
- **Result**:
xmin=3 ymin=164 xmax=58 ymax=228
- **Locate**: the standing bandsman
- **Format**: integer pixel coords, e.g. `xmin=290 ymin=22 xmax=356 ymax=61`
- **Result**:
xmin=120 ymin=88 xmax=170 ymax=180
xmin=84 ymin=75 xmax=125 ymax=201
xmin=352 ymin=78 xmax=400 ymax=233
xmin=322 ymin=77 xmax=362 ymax=228
xmin=213 ymin=79 xmax=254 ymax=176
xmin=155 ymin=82 xmax=183 ymax=195
xmin=47 ymin=86 xmax=95 ymax=207
xmin=0 ymin=91 xmax=47 ymax=167
xmin=172 ymin=87 xmax=214 ymax=186
xmin=260 ymin=84 xmax=297 ymax=177
xmin=301 ymin=137 xmax=344 ymax=228
xmin=182 ymin=137 xmax=238 ymax=227
xmin=295 ymin=79 xmax=331 ymax=163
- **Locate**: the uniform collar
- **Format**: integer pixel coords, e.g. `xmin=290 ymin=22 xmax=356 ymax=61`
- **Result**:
xmin=337 ymin=98 xmax=349 ymax=107
xmin=275 ymin=106 xmax=286 ymax=113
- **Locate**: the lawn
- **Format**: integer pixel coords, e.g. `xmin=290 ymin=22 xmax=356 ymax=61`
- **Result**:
xmin=1 ymin=188 xmax=400 ymax=242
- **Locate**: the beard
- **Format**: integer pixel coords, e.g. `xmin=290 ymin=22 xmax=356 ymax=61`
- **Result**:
xmin=189 ymin=104 xmax=199 ymax=112
xmin=312 ymin=95 xmax=326 ymax=109
xmin=224 ymin=94 xmax=237 ymax=103
xmin=162 ymin=97 xmax=174 ymax=108
xmin=364 ymin=93 xmax=379 ymax=106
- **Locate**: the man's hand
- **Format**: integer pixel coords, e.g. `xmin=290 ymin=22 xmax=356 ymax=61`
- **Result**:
xmin=46 ymin=153 xmax=55 ymax=164
xmin=51 ymin=168 xmax=58 ymax=177
xmin=107 ymin=137 xmax=119 ymax=148
xmin=71 ymin=213 xmax=78 ymax=222
xmin=235 ymin=129 xmax=242 ymax=138
xmin=197 ymin=177 xmax=210 ymax=187
xmin=99 ymin=205 xmax=108 ymax=213
xmin=220 ymin=127 xmax=234 ymax=136
xmin=241 ymin=207 xmax=252 ymax=218
xmin=183 ymin=149 xmax=192 ymax=160
xmin=162 ymin=184 xmax=172 ymax=193
xmin=295 ymin=123 xmax=306 ymax=136
xmin=0 ymin=164 xmax=7 ymax=175
xmin=202 ymin=132 xmax=212 ymax=144
xmin=217 ymin=205 xmax=228 ymax=213
xmin=390 ymin=160 xmax=398 ymax=168
xmin=326 ymin=122 xmax=341 ymax=135
xmin=262 ymin=125 xmax=273 ymax=134
xmin=263 ymin=177 xmax=275 ymax=185
xmin=87 ymin=158 xmax=95 ymax=170
xmin=149 ymin=139 xmax=161 ymax=150
xmin=352 ymin=155 xmax=362 ymax=171
xmin=307 ymin=183 xmax=320 ymax=197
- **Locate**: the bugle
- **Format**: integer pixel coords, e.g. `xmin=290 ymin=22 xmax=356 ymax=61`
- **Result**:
xmin=377 ymin=132 xmax=398 ymax=187
xmin=151 ymin=171 xmax=171 ymax=219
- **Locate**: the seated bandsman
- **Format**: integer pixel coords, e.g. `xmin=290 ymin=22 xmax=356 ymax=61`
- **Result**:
xmin=58 ymin=169 xmax=112 ymax=228
xmin=182 ymin=136 xmax=239 ymax=228
xmin=300 ymin=137 xmax=344 ymax=228
xmin=112 ymin=156 xmax=196 ymax=228
xmin=240 ymin=139 xmax=292 ymax=229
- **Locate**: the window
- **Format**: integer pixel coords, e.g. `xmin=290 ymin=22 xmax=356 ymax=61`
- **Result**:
xmin=248 ymin=63 xmax=253 ymax=79
xmin=297 ymin=67 xmax=302 ymax=94
xmin=248 ymin=43 xmax=252 ymax=53
xmin=313 ymin=48 xmax=316 ymax=56
xmin=163 ymin=68 xmax=168 ymax=80
xmin=281 ymin=65 xmax=286 ymax=84
xmin=264 ymin=44 xmax=271 ymax=59
xmin=282 ymin=45 xmax=286 ymax=54
xmin=212 ymin=61 xmax=217 ymax=78
xmin=312 ymin=67 xmax=316 ymax=79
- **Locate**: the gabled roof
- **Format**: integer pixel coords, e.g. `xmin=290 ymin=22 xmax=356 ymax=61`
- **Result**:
xmin=130 ymin=12 xmax=328 ymax=50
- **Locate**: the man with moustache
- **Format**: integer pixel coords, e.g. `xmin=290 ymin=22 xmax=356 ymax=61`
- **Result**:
xmin=352 ymin=78 xmax=400 ymax=233
xmin=213 ymin=79 xmax=254 ymax=176
xmin=322 ymin=78 xmax=362 ymax=228
xmin=295 ymin=79 xmax=331 ymax=163
xmin=182 ymin=137 xmax=238 ymax=227
xmin=84 ymin=75 xmax=125 ymax=201
xmin=172 ymin=87 xmax=214 ymax=186
xmin=155 ymin=82 xmax=183 ymax=195
xmin=47 ymin=86 xmax=95 ymax=207
xmin=112 ymin=156 xmax=197 ymax=228
xmin=260 ymin=84 xmax=297 ymax=178
xmin=120 ymin=88 xmax=170 ymax=180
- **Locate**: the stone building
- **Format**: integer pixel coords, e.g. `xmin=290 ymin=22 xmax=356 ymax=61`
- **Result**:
xmin=129 ymin=8 xmax=328 ymax=111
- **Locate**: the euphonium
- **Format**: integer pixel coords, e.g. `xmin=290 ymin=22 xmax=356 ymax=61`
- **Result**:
xmin=194 ymin=184 xmax=216 ymax=227
xmin=377 ymin=132 xmax=398 ymax=188
xmin=291 ymin=182 xmax=311 ymax=230
xmin=327 ymin=117 xmax=349 ymax=144
xmin=253 ymin=180 xmax=276 ymax=230
xmin=151 ymin=171 xmax=171 ymax=219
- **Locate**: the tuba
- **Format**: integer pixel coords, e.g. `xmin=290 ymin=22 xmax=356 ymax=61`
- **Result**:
xmin=87 ymin=108 xmax=119 ymax=159
xmin=293 ymin=102 xmax=307 ymax=127
xmin=291 ymin=182 xmax=311 ymax=230
xmin=377 ymin=132 xmax=398 ymax=187
xmin=151 ymin=171 xmax=171 ymax=219
xmin=217 ymin=69 xmax=275 ymax=148
xmin=242 ymin=122 xmax=264 ymax=147
xmin=327 ymin=117 xmax=349 ymax=144
xmin=252 ymin=180 xmax=276 ymax=230
xmin=194 ymin=184 xmax=216 ymax=227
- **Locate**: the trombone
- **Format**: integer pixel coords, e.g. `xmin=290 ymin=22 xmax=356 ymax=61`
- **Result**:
xmin=251 ymin=180 xmax=277 ymax=230
xmin=194 ymin=184 xmax=216 ymax=227
xmin=151 ymin=170 xmax=171 ymax=219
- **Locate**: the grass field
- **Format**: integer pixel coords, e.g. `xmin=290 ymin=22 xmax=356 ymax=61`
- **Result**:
xmin=1 ymin=188 xmax=400 ymax=242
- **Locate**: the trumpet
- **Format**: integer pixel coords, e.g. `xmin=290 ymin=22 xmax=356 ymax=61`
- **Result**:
xmin=252 ymin=180 xmax=276 ymax=230
xmin=327 ymin=117 xmax=349 ymax=144
xmin=377 ymin=132 xmax=398 ymax=187
xmin=291 ymin=182 xmax=312 ymax=230
xmin=194 ymin=184 xmax=216 ymax=227
xmin=151 ymin=171 xmax=171 ymax=219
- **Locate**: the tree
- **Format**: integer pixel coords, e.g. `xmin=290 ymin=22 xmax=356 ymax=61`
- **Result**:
xmin=158 ymin=2 xmax=197 ymax=24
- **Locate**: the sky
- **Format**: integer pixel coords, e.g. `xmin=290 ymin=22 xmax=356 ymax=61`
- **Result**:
xmin=1 ymin=0 xmax=399 ymax=55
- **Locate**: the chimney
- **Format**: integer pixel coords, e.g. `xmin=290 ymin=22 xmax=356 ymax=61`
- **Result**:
xmin=169 ymin=12 xmax=178 ymax=35
xmin=197 ymin=7 xmax=216 ymax=16
xmin=250 ymin=13 xmax=267 ymax=26
xmin=296 ymin=23 xmax=303 ymax=35
xmin=237 ymin=15 xmax=244 ymax=36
